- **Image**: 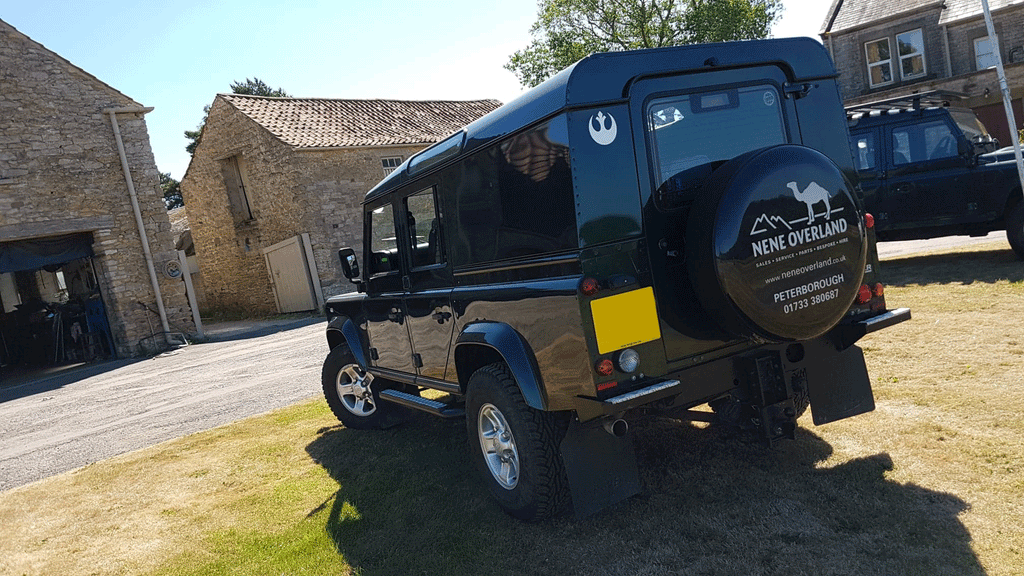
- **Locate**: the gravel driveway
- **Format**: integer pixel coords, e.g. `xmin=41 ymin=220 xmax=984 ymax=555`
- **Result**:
xmin=0 ymin=318 xmax=327 ymax=492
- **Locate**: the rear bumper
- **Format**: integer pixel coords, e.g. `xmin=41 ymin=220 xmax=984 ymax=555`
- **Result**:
xmin=861 ymin=307 xmax=911 ymax=333
xmin=576 ymin=307 xmax=911 ymax=421
xmin=832 ymin=307 xmax=911 ymax=349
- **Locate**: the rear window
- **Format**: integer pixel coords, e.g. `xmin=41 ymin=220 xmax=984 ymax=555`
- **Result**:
xmin=647 ymin=85 xmax=786 ymax=209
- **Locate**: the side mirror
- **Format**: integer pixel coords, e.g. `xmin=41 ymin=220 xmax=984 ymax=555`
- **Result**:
xmin=338 ymin=247 xmax=360 ymax=282
xmin=972 ymin=134 xmax=999 ymax=155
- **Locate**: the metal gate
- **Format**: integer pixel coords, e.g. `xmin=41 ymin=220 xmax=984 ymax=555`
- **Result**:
xmin=262 ymin=234 xmax=322 ymax=314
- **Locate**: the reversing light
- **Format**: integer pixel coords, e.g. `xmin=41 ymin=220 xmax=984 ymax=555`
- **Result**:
xmin=595 ymin=358 xmax=614 ymax=376
xmin=580 ymin=277 xmax=600 ymax=296
xmin=856 ymin=284 xmax=872 ymax=304
xmin=865 ymin=213 xmax=875 ymax=228
xmin=616 ymin=348 xmax=640 ymax=373
xmin=872 ymin=283 xmax=885 ymax=297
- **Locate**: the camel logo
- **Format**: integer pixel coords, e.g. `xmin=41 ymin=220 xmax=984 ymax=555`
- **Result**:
xmin=749 ymin=180 xmax=849 ymax=258
xmin=588 ymin=111 xmax=617 ymax=146
xmin=788 ymin=181 xmax=832 ymax=224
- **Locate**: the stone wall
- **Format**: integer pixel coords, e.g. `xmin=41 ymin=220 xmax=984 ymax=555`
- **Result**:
xmin=181 ymin=95 xmax=426 ymax=314
xmin=0 ymin=20 xmax=194 ymax=357
xmin=825 ymin=7 xmax=946 ymax=102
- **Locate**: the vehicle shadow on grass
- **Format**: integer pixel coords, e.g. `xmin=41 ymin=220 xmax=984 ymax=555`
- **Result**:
xmin=306 ymin=414 xmax=985 ymax=576
xmin=881 ymin=246 xmax=1022 ymax=287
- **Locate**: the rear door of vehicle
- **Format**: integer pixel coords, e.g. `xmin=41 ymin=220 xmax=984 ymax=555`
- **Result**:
xmin=629 ymin=66 xmax=794 ymax=363
xmin=398 ymin=185 xmax=455 ymax=383
xmin=879 ymin=116 xmax=969 ymax=230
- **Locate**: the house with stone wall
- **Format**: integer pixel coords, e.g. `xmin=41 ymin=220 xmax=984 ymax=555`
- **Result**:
xmin=821 ymin=0 xmax=1024 ymax=145
xmin=0 ymin=18 xmax=194 ymax=368
xmin=180 ymin=95 xmax=500 ymax=316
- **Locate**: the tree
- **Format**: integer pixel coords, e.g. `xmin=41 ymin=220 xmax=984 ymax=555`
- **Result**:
xmin=160 ymin=172 xmax=183 ymax=210
xmin=185 ymin=77 xmax=290 ymax=155
xmin=506 ymin=0 xmax=781 ymax=87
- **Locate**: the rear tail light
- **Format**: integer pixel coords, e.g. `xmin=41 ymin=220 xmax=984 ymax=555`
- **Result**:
xmin=595 ymin=358 xmax=614 ymax=376
xmin=864 ymin=213 xmax=875 ymax=228
xmin=872 ymin=283 xmax=884 ymax=297
xmin=580 ymin=277 xmax=600 ymax=296
xmin=856 ymin=284 xmax=872 ymax=304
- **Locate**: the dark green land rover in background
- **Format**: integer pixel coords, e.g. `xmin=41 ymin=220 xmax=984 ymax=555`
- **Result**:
xmin=847 ymin=93 xmax=1024 ymax=258
xmin=320 ymin=38 xmax=910 ymax=520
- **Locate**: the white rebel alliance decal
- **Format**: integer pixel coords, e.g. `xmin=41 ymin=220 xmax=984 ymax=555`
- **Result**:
xmin=787 ymin=180 xmax=832 ymax=224
xmin=588 ymin=111 xmax=617 ymax=145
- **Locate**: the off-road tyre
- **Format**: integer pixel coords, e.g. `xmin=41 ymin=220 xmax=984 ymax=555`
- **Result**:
xmin=1007 ymin=202 xmax=1024 ymax=260
xmin=466 ymin=362 xmax=569 ymax=521
xmin=322 ymin=345 xmax=403 ymax=430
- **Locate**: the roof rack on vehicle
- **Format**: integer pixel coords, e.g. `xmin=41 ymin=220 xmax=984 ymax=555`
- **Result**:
xmin=845 ymin=90 xmax=967 ymax=116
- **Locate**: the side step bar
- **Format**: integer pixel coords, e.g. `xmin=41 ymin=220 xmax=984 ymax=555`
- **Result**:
xmin=379 ymin=389 xmax=465 ymax=418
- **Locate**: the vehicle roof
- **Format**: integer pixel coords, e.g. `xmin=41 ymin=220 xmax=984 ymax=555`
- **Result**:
xmin=365 ymin=37 xmax=835 ymax=203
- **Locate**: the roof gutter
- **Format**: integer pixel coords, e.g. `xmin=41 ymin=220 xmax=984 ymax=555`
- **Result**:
xmin=292 ymin=142 xmax=436 ymax=152
xmin=104 ymin=105 xmax=173 ymax=347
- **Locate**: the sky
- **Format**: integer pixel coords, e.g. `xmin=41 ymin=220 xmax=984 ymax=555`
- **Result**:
xmin=2 ymin=0 xmax=831 ymax=181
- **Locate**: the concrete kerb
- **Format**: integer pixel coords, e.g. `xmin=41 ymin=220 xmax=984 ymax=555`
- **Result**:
xmin=198 ymin=314 xmax=324 ymax=343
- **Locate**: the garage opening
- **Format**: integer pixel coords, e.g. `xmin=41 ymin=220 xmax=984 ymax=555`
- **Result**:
xmin=0 ymin=232 xmax=114 ymax=373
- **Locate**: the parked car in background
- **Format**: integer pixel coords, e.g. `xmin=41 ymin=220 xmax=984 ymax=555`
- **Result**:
xmin=847 ymin=93 xmax=1024 ymax=258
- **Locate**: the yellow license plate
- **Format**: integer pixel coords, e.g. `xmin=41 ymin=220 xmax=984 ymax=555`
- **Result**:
xmin=590 ymin=287 xmax=661 ymax=354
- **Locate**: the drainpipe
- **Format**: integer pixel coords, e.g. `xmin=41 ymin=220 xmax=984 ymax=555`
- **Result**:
xmin=941 ymin=25 xmax=952 ymax=77
xmin=104 ymin=106 xmax=173 ymax=345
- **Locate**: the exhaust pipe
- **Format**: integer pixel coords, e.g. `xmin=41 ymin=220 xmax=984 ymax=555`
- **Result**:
xmin=603 ymin=418 xmax=628 ymax=438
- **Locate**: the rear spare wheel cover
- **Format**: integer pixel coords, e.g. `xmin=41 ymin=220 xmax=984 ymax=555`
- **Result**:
xmin=687 ymin=145 xmax=866 ymax=342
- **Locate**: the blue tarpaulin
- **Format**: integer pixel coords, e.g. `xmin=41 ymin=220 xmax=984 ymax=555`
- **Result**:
xmin=0 ymin=233 xmax=94 ymax=274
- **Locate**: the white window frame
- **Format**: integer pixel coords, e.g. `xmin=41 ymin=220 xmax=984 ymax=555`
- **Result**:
xmin=865 ymin=37 xmax=894 ymax=88
xmin=381 ymin=156 xmax=403 ymax=176
xmin=975 ymin=35 xmax=999 ymax=70
xmin=896 ymin=29 xmax=927 ymax=80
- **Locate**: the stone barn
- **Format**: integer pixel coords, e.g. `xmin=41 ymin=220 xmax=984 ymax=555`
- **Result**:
xmin=180 ymin=94 xmax=500 ymax=316
xmin=0 ymin=18 xmax=194 ymax=370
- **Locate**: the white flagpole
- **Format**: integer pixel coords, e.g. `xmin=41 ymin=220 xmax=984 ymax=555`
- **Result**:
xmin=981 ymin=0 xmax=1024 ymax=199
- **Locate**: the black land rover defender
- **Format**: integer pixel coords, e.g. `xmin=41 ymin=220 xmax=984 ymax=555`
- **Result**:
xmin=847 ymin=93 xmax=1024 ymax=258
xmin=322 ymin=38 xmax=910 ymax=520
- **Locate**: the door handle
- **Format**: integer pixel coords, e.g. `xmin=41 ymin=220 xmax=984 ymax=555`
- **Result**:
xmin=894 ymin=184 xmax=913 ymax=194
xmin=432 ymin=311 xmax=452 ymax=324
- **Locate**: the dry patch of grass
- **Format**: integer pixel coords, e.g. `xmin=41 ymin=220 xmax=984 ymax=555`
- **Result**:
xmin=0 ymin=242 xmax=1021 ymax=575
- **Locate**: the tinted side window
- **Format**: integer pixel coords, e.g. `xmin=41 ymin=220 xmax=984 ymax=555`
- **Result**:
xmin=851 ymin=132 xmax=877 ymax=171
xmin=892 ymin=120 xmax=956 ymax=164
xmin=368 ymin=204 xmax=398 ymax=275
xmin=405 ymin=188 xmax=443 ymax=269
xmin=450 ymin=117 xmax=577 ymax=266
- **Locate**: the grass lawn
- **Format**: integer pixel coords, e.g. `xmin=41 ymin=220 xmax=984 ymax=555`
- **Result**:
xmin=1 ymin=243 xmax=1021 ymax=576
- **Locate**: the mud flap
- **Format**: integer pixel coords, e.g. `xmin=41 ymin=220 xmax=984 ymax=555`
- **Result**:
xmin=805 ymin=343 xmax=875 ymax=425
xmin=559 ymin=419 xmax=641 ymax=517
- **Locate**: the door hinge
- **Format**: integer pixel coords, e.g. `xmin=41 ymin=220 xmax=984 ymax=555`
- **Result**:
xmin=784 ymin=83 xmax=814 ymax=100
xmin=412 ymin=353 xmax=423 ymax=368
xmin=369 ymin=348 xmax=379 ymax=361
